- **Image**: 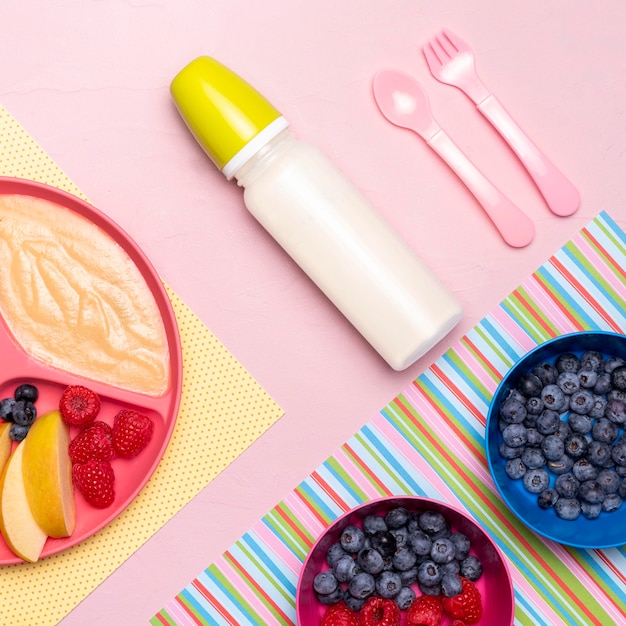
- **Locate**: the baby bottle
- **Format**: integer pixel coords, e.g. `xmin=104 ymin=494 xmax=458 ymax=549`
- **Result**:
xmin=170 ymin=57 xmax=463 ymax=370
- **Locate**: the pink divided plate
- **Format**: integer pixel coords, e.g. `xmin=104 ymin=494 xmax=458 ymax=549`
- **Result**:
xmin=296 ymin=496 xmax=515 ymax=625
xmin=0 ymin=177 xmax=182 ymax=564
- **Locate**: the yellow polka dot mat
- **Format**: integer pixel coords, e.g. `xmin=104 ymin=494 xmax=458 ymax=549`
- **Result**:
xmin=0 ymin=104 xmax=284 ymax=626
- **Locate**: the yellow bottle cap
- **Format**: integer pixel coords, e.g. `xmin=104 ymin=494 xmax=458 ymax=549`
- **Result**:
xmin=170 ymin=56 xmax=288 ymax=178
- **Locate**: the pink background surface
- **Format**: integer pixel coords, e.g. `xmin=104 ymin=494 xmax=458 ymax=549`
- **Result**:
xmin=1 ymin=2 xmax=625 ymax=624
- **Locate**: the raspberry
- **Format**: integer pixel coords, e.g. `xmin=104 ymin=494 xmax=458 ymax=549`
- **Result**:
xmin=406 ymin=594 xmax=442 ymax=626
xmin=359 ymin=596 xmax=400 ymax=626
xmin=72 ymin=460 xmax=115 ymax=508
xmin=112 ymin=409 xmax=154 ymax=458
xmin=59 ymin=385 xmax=101 ymax=427
xmin=320 ymin=603 xmax=359 ymax=626
xmin=69 ymin=421 xmax=115 ymax=464
xmin=442 ymin=578 xmax=482 ymax=625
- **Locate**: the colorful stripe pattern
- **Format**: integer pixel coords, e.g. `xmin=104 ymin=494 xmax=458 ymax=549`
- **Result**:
xmin=152 ymin=212 xmax=626 ymax=626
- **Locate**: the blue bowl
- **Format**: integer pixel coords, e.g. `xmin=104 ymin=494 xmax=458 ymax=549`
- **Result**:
xmin=486 ymin=331 xmax=626 ymax=548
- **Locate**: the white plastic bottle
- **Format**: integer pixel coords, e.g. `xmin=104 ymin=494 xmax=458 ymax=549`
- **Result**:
xmin=170 ymin=57 xmax=463 ymax=370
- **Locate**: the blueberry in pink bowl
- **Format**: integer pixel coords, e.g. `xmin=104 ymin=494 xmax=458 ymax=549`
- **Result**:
xmin=296 ymin=496 xmax=514 ymax=625
xmin=486 ymin=331 xmax=626 ymax=548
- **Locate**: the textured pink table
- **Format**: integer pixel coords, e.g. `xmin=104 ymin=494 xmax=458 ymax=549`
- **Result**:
xmin=1 ymin=2 xmax=625 ymax=624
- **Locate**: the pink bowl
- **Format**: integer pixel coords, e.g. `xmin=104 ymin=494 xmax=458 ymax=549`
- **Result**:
xmin=296 ymin=496 xmax=514 ymax=625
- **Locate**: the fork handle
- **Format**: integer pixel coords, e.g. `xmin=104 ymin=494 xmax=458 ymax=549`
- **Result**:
xmin=427 ymin=130 xmax=534 ymax=248
xmin=477 ymin=95 xmax=579 ymax=217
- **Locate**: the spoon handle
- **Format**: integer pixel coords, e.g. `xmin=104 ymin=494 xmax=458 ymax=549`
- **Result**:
xmin=427 ymin=130 xmax=535 ymax=248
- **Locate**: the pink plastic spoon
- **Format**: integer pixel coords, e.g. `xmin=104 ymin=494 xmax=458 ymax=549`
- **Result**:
xmin=372 ymin=69 xmax=535 ymax=248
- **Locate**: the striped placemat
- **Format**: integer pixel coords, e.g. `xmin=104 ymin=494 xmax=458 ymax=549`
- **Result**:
xmin=152 ymin=211 xmax=626 ymax=626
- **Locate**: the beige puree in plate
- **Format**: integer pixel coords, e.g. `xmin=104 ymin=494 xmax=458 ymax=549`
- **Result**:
xmin=0 ymin=194 xmax=170 ymax=396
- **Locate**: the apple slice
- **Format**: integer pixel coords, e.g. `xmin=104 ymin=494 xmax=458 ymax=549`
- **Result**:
xmin=23 ymin=410 xmax=76 ymax=538
xmin=0 ymin=422 xmax=11 ymax=475
xmin=0 ymin=441 xmax=47 ymax=562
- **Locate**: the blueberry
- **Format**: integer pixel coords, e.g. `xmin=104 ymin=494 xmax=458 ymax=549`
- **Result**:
xmin=579 ymin=480 xmax=605 ymax=504
xmin=521 ymin=447 xmax=547 ymax=469
xmin=605 ymin=399 xmax=626 ymax=424
xmin=608 ymin=389 xmax=626 ymax=402
xmin=395 ymin=586 xmax=416 ymax=610
xmin=581 ymin=350 xmax=604 ymax=371
xmin=406 ymin=513 xmax=420 ymax=534
xmin=316 ymin=586 xmax=344 ymax=605
xmin=407 ymin=530 xmax=431 ymax=556
xmin=540 ymin=385 xmax=567 ymax=412
xmin=592 ymin=418 xmax=618 ymax=444
xmin=541 ymin=434 xmax=565 ymax=461
xmin=449 ymin=533 xmax=471 ymax=560
xmin=557 ymin=371 xmax=580 ymax=395
xmin=9 ymin=423 xmax=29 ymax=442
xmin=611 ymin=440 xmax=626 ymax=466
xmin=499 ymin=442 xmax=523 ymax=459
xmin=0 ymin=398 xmax=15 ymax=421
xmin=568 ymin=413 xmax=592 ymax=434
xmin=459 ymin=555 xmax=483 ymax=581
xmin=601 ymin=493 xmax=622 ymax=512
xmin=363 ymin=514 xmax=387 ymax=535
xmin=564 ymin=433 xmax=588 ymax=459
xmin=502 ymin=423 xmax=528 ymax=447
xmin=419 ymin=583 xmax=442 ymax=596
xmin=417 ymin=560 xmax=442 ymax=586
xmin=525 ymin=396 xmax=544 ymax=415
xmin=547 ymin=454 xmax=575 ymax=475
xmin=536 ymin=409 xmax=561 ymax=435
xmin=390 ymin=526 xmax=408 ymax=547
xmin=587 ymin=440 xmax=613 ymax=468
xmin=505 ymin=458 xmax=527 ymax=479
xmin=369 ymin=530 xmax=397 ymax=559
xmin=555 ymin=473 xmax=580 ymax=498
xmin=523 ymin=468 xmax=550 ymax=493
xmin=499 ymin=397 xmax=527 ymax=424
xmin=334 ymin=554 xmax=358 ymax=582
xmin=525 ymin=428 xmax=544 ymax=447
xmin=604 ymin=356 xmax=626 ymax=374
xmin=581 ymin=501 xmax=603 ymax=519
xmin=593 ymin=373 xmax=612 ymax=396
xmin=418 ymin=511 xmax=447 ymax=536
xmin=569 ymin=390 xmax=594 ymax=414
xmin=596 ymin=469 xmax=620 ymax=494
xmin=14 ymin=383 xmax=39 ymax=403
xmin=374 ymin=569 xmax=402 ymax=599
xmin=516 ymin=372 xmax=543 ymax=397
xmin=577 ymin=368 xmax=598 ymax=389
xmin=385 ymin=507 xmax=410 ymax=529
xmin=343 ymin=591 xmax=366 ymax=611
xmin=441 ymin=573 xmax=463 ymax=597
xmin=356 ymin=548 xmax=385 ymax=576
xmin=340 ymin=525 xmax=366 ymax=553
xmin=313 ymin=570 xmax=338 ymax=595
xmin=610 ymin=365 xmax=626 ymax=391
xmin=326 ymin=542 xmax=348 ymax=567
xmin=533 ymin=362 xmax=558 ymax=385
xmin=392 ymin=546 xmax=417 ymax=571
xmin=537 ymin=488 xmax=559 ymax=509
xmin=556 ymin=353 xmax=580 ymax=373
xmin=11 ymin=400 xmax=36 ymax=426
xmin=554 ymin=498 xmax=581 ymax=520
xmin=589 ymin=394 xmax=608 ymax=418
xmin=400 ymin=566 xmax=419 ymax=586
xmin=348 ymin=572 xmax=375 ymax=599
xmin=553 ymin=420 xmax=572 ymax=441
xmin=430 ymin=538 xmax=455 ymax=564
xmin=572 ymin=458 xmax=599 ymax=481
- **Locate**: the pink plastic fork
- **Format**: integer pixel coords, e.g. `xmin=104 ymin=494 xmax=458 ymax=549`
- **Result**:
xmin=423 ymin=29 xmax=580 ymax=217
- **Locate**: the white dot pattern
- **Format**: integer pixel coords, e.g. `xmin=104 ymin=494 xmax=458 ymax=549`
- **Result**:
xmin=0 ymin=104 xmax=284 ymax=625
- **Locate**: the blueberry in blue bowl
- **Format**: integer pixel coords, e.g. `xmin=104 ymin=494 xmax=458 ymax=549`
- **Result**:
xmin=486 ymin=331 xmax=626 ymax=548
